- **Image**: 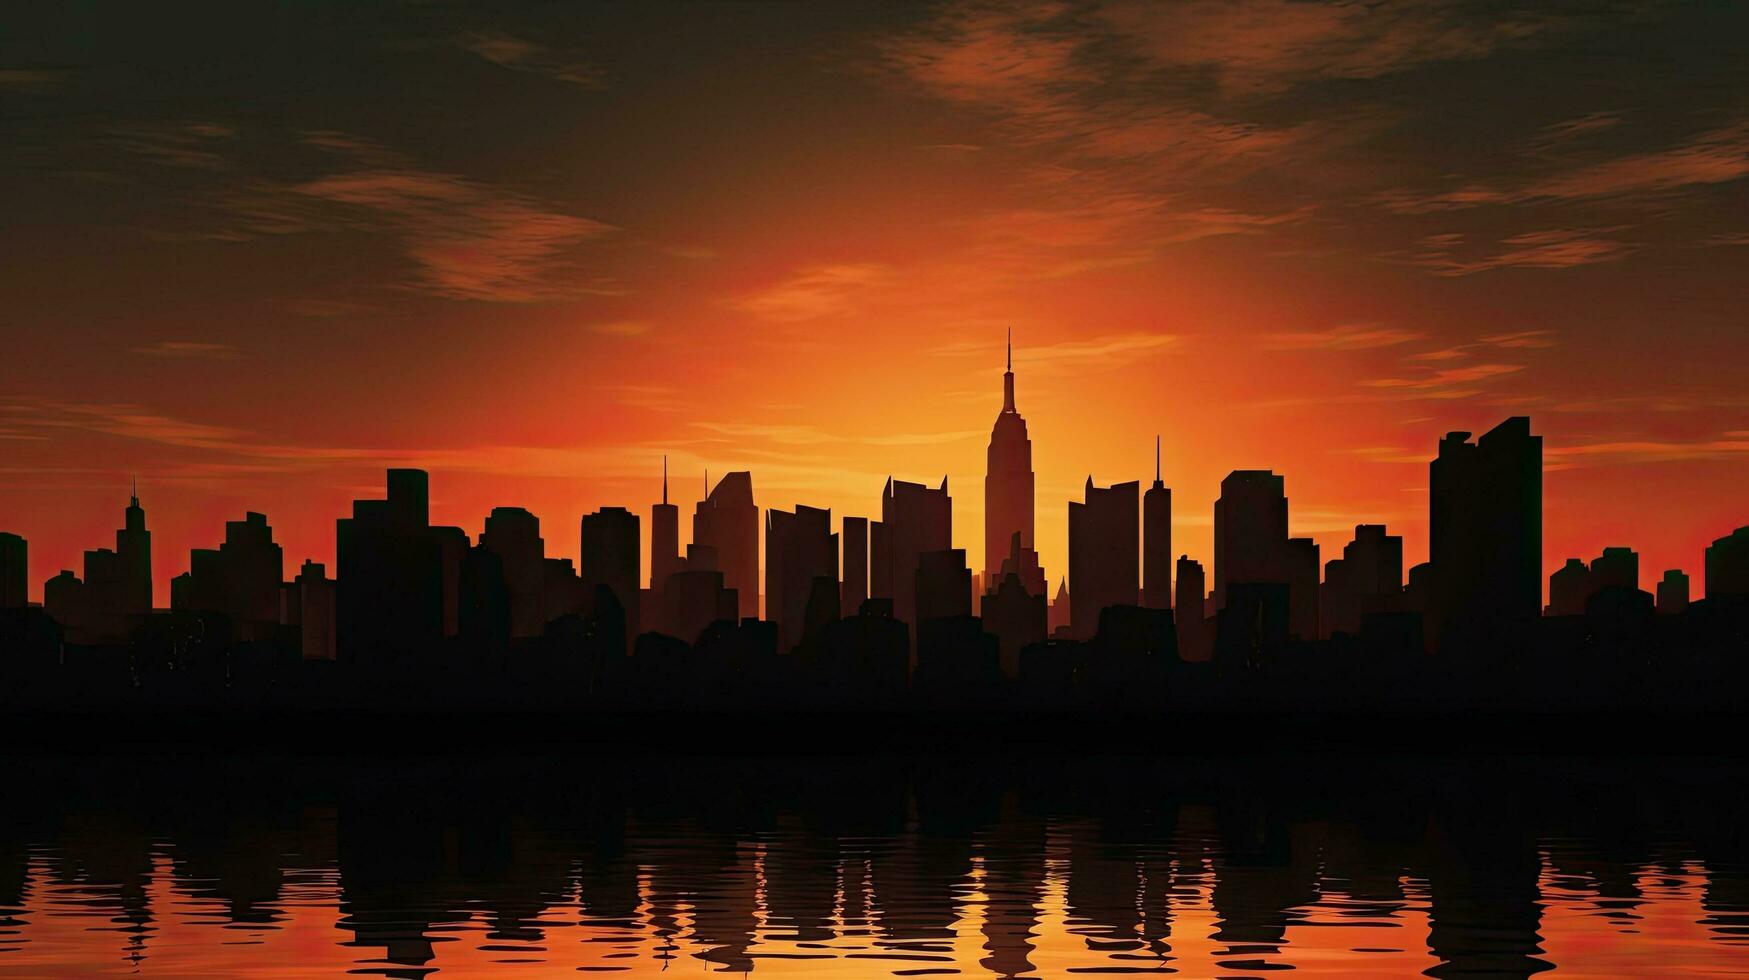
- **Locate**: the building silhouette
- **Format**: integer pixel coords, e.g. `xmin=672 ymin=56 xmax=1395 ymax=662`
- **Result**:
xmin=1705 ymin=526 xmax=1749 ymax=598
xmin=1068 ymin=478 xmax=1138 ymax=640
xmin=1656 ymin=569 xmax=1690 ymax=615
xmin=1546 ymin=547 xmax=1636 ymax=618
xmin=1175 ymin=555 xmax=1209 ymax=661
xmin=76 ymin=484 xmax=154 ymax=635
xmin=871 ymin=477 xmax=952 ymax=633
xmin=170 ymin=512 xmax=284 ymax=640
xmin=841 ymin=515 xmax=868 ymax=613
xmin=1048 ymin=577 xmax=1070 ymax=637
xmin=1142 ymin=437 xmax=1172 ymax=610
xmin=765 ymin=504 xmax=836 ymax=653
xmin=984 ymin=332 xmax=1042 ymax=594
xmin=982 ymin=534 xmax=1046 ymax=678
xmin=1214 ymin=470 xmax=1287 ymax=610
xmin=1320 ymin=525 xmax=1402 ymax=638
xmin=650 ymin=458 xmax=681 ymax=594
xmin=337 ymin=468 xmax=445 ymax=665
xmin=479 ymin=507 xmax=547 ymax=638
xmin=0 ymin=532 xmax=25 ymax=608
xmin=294 ymin=560 xmax=336 ymax=661
xmin=915 ymin=549 xmax=972 ymax=624
xmin=581 ymin=506 xmax=641 ymax=647
xmin=1430 ymin=418 xmax=1541 ymax=651
xmin=694 ymin=472 xmax=759 ymax=619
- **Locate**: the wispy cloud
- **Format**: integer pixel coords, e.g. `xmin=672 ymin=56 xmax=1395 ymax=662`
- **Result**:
xmin=107 ymin=122 xmax=237 ymax=170
xmin=1405 ymin=229 xmax=1634 ymax=276
xmin=1259 ymin=324 xmax=1422 ymax=351
xmin=1361 ymin=362 xmax=1524 ymax=399
xmin=460 ymin=32 xmax=604 ymax=88
xmin=731 ymin=264 xmax=893 ymax=322
xmin=1378 ymin=120 xmax=1749 ymax=214
xmin=130 ymin=341 xmax=242 ymax=360
xmin=587 ymin=320 xmax=652 ymax=337
xmin=291 ymin=166 xmax=617 ymax=302
xmin=0 ymin=68 xmax=70 ymax=90
xmin=1100 ymin=0 xmax=1559 ymax=94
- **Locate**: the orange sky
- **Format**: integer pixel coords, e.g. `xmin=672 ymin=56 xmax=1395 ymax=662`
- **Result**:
xmin=2 ymin=2 xmax=1747 ymax=603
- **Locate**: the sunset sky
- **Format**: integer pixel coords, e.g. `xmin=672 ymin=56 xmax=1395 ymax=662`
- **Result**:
xmin=4 ymin=1 xmax=1747 ymax=603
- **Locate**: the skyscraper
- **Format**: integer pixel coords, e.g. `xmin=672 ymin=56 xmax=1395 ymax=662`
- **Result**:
xmin=1214 ymin=470 xmax=1288 ymax=610
xmin=0 ymin=532 xmax=25 ymax=608
xmin=479 ymin=506 xmax=546 ymax=638
xmin=581 ymin=506 xmax=641 ymax=643
xmin=984 ymin=331 xmax=1040 ymax=593
xmin=1142 ymin=437 xmax=1172 ymax=610
xmin=1320 ymin=524 xmax=1402 ymax=637
xmin=765 ymin=504 xmax=837 ymax=652
xmin=1068 ymin=478 xmax=1138 ymax=640
xmin=651 ymin=457 xmax=681 ymax=593
xmin=1430 ymin=418 xmax=1542 ymax=650
xmin=694 ymin=471 xmax=759 ymax=619
xmin=1704 ymin=525 xmax=1749 ymax=599
xmin=841 ymin=515 xmax=868 ymax=613
xmin=337 ymin=469 xmax=445 ymax=665
xmin=871 ymin=476 xmax=952 ymax=631
xmin=1175 ymin=555 xmax=1209 ymax=661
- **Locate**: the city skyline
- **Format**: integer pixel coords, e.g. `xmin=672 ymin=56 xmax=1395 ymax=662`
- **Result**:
xmin=1 ymin=340 xmax=1741 ymax=614
xmin=5 ymin=4 xmax=1749 ymax=611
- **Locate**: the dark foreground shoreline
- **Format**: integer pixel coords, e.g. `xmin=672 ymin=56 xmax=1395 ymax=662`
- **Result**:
xmin=8 ymin=704 xmax=1747 ymax=756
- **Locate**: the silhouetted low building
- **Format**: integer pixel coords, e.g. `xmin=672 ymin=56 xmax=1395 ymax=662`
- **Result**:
xmin=0 ymin=532 xmax=25 ymax=609
xmin=294 ymin=560 xmax=336 ymax=661
xmin=1656 ymin=569 xmax=1690 ymax=615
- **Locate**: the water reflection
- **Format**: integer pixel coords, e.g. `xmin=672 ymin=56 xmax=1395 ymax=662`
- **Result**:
xmin=0 ymin=754 xmax=1745 ymax=977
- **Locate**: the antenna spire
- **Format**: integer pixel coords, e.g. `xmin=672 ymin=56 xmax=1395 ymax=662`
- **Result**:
xmin=1006 ymin=328 xmax=1011 ymax=372
xmin=662 ymin=455 xmax=668 ymax=505
xmin=1155 ymin=435 xmax=1161 ymax=482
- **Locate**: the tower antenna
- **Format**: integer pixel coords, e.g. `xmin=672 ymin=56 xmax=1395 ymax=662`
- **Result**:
xmin=662 ymin=455 xmax=668 ymax=505
xmin=1155 ymin=435 xmax=1161 ymax=482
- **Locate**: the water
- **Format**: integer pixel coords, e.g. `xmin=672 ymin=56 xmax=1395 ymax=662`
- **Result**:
xmin=0 ymin=754 xmax=1744 ymax=977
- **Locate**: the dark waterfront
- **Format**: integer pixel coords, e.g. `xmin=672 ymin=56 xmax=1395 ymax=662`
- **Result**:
xmin=0 ymin=753 xmax=1746 ymax=977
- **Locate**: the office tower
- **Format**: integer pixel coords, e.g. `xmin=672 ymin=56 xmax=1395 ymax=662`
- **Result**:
xmin=1706 ymin=526 xmax=1749 ymax=598
xmin=167 ymin=512 xmax=283 ymax=639
xmin=1068 ymin=478 xmax=1139 ymax=640
xmin=1142 ymin=437 xmax=1172 ymax=610
xmin=81 ymin=483 xmax=154 ymax=627
xmin=1547 ymin=557 xmax=1591 ymax=616
xmin=651 ymin=457 xmax=681 ymax=593
xmin=44 ymin=570 xmax=85 ymax=627
xmin=1590 ymin=547 xmax=1639 ymax=594
xmin=984 ymin=331 xmax=1039 ymax=592
xmin=296 ymin=560 xmax=337 ymax=661
xmin=1286 ymin=537 xmax=1320 ymax=641
xmin=983 ymin=534 xmax=1047 ymax=678
xmin=337 ymin=468 xmax=445 ymax=665
xmin=1214 ymin=470 xmax=1288 ymax=609
xmin=0 ymin=532 xmax=25 ymax=608
xmin=434 ymin=525 xmax=467 ymax=639
xmin=479 ymin=506 xmax=547 ymax=638
xmin=223 ymin=512 xmax=284 ymax=632
xmin=1656 ymin=569 xmax=1690 ymax=615
xmin=694 ymin=471 xmax=759 ymax=618
xmin=870 ymin=476 xmax=952 ymax=630
xmin=915 ymin=549 xmax=972 ymax=623
xmin=1175 ymin=555 xmax=1209 ymax=661
xmin=1429 ymin=417 xmax=1542 ymax=650
xmin=841 ymin=515 xmax=868 ymax=612
xmin=1320 ymin=525 xmax=1403 ymax=637
xmin=765 ymin=504 xmax=837 ymax=652
xmin=581 ymin=506 xmax=641 ymax=644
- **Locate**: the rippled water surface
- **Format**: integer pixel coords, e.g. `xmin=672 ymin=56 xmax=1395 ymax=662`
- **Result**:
xmin=0 ymin=754 xmax=1745 ymax=977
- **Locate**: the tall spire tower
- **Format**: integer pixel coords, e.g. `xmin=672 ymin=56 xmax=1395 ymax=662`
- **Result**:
xmin=984 ymin=331 xmax=1043 ymax=594
xmin=651 ymin=455 xmax=680 ymax=593
xmin=1143 ymin=436 xmax=1172 ymax=609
